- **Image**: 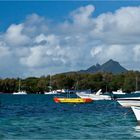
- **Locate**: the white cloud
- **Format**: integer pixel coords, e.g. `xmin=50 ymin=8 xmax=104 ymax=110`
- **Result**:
xmin=71 ymin=5 xmax=95 ymax=26
xmin=34 ymin=34 xmax=48 ymax=44
xmin=90 ymin=44 xmax=132 ymax=63
xmin=92 ymin=6 xmax=140 ymax=44
xmin=20 ymin=45 xmax=47 ymax=67
xmin=91 ymin=46 xmax=102 ymax=57
xmin=23 ymin=13 xmax=48 ymax=37
xmin=0 ymin=45 xmax=10 ymax=57
xmin=20 ymin=44 xmax=70 ymax=68
xmin=5 ymin=24 xmax=30 ymax=46
xmin=1 ymin=5 xmax=140 ymax=77
xmin=20 ymin=34 xmax=71 ymax=68
xmin=115 ymin=7 xmax=140 ymax=34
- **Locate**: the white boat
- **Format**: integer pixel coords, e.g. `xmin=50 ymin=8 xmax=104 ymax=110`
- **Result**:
xmin=117 ymin=97 xmax=140 ymax=107
xmin=132 ymin=91 xmax=140 ymax=94
xmin=131 ymin=106 xmax=140 ymax=121
xmin=44 ymin=90 xmax=60 ymax=95
xmin=44 ymin=75 xmax=61 ymax=95
xmin=13 ymin=91 xmax=27 ymax=95
xmin=13 ymin=80 xmax=27 ymax=95
xmin=76 ymin=89 xmax=111 ymax=100
xmin=44 ymin=75 xmax=53 ymax=95
xmin=112 ymin=89 xmax=126 ymax=94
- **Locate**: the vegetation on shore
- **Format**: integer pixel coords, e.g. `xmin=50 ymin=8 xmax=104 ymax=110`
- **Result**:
xmin=0 ymin=71 xmax=140 ymax=93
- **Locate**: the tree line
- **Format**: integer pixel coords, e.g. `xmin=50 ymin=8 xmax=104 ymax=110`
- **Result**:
xmin=0 ymin=71 xmax=140 ymax=93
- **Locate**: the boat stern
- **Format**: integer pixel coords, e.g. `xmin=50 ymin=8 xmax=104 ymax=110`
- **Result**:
xmin=54 ymin=97 xmax=60 ymax=103
xmin=83 ymin=98 xmax=93 ymax=103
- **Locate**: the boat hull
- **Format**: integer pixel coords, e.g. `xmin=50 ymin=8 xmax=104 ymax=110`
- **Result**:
xmin=44 ymin=91 xmax=60 ymax=95
xmin=13 ymin=91 xmax=27 ymax=95
xmin=131 ymin=106 xmax=140 ymax=121
xmin=54 ymin=97 xmax=93 ymax=103
xmin=76 ymin=92 xmax=111 ymax=100
xmin=117 ymin=98 xmax=140 ymax=107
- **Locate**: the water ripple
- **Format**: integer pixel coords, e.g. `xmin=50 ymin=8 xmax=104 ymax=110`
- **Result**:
xmin=0 ymin=94 xmax=139 ymax=139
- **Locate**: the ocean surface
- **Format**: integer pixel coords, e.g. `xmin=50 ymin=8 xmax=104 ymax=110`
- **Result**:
xmin=0 ymin=94 xmax=140 ymax=140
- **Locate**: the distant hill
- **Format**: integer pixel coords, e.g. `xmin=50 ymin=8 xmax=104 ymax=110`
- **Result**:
xmin=79 ymin=59 xmax=127 ymax=74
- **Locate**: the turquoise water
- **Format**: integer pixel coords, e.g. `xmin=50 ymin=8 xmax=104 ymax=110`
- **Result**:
xmin=0 ymin=94 xmax=140 ymax=140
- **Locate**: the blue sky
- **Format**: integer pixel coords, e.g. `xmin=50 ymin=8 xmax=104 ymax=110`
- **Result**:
xmin=0 ymin=1 xmax=140 ymax=31
xmin=0 ymin=1 xmax=140 ymax=78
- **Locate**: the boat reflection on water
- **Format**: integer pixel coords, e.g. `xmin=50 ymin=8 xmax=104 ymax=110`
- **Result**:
xmin=133 ymin=125 xmax=140 ymax=138
xmin=135 ymin=125 xmax=140 ymax=131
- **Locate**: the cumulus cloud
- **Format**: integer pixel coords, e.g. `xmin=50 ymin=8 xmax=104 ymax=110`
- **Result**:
xmin=90 ymin=44 xmax=133 ymax=63
xmin=34 ymin=34 xmax=48 ymax=44
xmin=0 ymin=44 xmax=10 ymax=57
xmin=1 ymin=4 xmax=140 ymax=77
xmin=20 ymin=34 xmax=71 ymax=68
xmin=71 ymin=5 xmax=95 ymax=26
xmin=91 ymin=47 xmax=102 ymax=57
xmin=92 ymin=6 xmax=140 ymax=44
xmin=23 ymin=14 xmax=48 ymax=37
xmin=5 ymin=24 xmax=30 ymax=46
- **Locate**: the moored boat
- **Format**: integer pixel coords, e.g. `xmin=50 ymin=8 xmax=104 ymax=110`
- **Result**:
xmin=117 ymin=97 xmax=140 ymax=107
xmin=131 ymin=106 xmax=140 ymax=121
xmin=13 ymin=79 xmax=27 ymax=95
xmin=13 ymin=91 xmax=27 ymax=95
xmin=112 ymin=89 xmax=126 ymax=95
xmin=44 ymin=75 xmax=64 ymax=95
xmin=76 ymin=89 xmax=111 ymax=100
xmin=44 ymin=90 xmax=61 ymax=95
xmin=132 ymin=91 xmax=140 ymax=94
xmin=54 ymin=97 xmax=93 ymax=103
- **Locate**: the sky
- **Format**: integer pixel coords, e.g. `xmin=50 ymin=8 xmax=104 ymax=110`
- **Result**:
xmin=0 ymin=1 xmax=140 ymax=78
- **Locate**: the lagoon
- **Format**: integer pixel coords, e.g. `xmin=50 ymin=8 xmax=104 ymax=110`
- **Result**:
xmin=0 ymin=94 xmax=139 ymax=140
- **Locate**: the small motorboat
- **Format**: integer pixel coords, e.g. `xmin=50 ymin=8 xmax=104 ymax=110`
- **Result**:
xmin=13 ymin=79 xmax=27 ymax=95
xmin=76 ymin=89 xmax=111 ymax=100
xmin=112 ymin=89 xmax=126 ymax=95
xmin=131 ymin=106 xmax=140 ymax=121
xmin=117 ymin=97 xmax=140 ymax=107
xmin=44 ymin=90 xmax=60 ymax=95
xmin=13 ymin=91 xmax=27 ymax=95
xmin=54 ymin=97 xmax=93 ymax=103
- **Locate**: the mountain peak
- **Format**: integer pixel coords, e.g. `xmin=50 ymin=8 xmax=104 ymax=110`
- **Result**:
xmin=96 ymin=63 xmax=100 ymax=67
xmin=105 ymin=59 xmax=118 ymax=64
xmin=80 ymin=59 xmax=127 ymax=74
xmin=102 ymin=59 xmax=119 ymax=67
xmin=108 ymin=59 xmax=115 ymax=63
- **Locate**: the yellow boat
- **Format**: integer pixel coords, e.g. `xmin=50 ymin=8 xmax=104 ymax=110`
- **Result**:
xmin=54 ymin=97 xmax=93 ymax=103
